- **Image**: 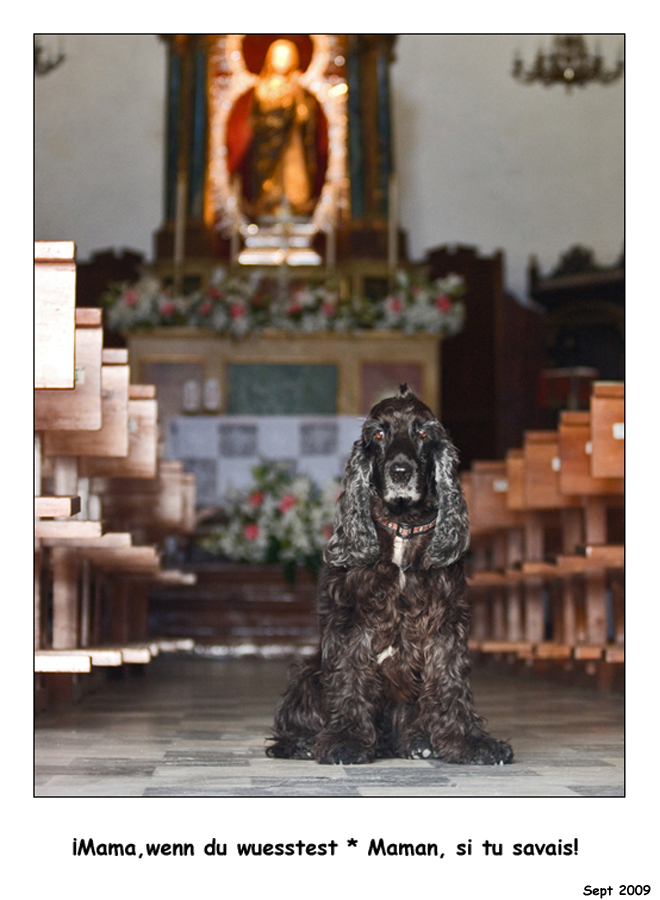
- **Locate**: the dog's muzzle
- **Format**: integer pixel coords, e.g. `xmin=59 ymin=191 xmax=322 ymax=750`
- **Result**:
xmin=389 ymin=460 xmax=413 ymax=483
xmin=383 ymin=454 xmax=421 ymax=502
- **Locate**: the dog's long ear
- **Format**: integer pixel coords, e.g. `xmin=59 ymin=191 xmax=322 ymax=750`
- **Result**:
xmin=424 ymin=430 xmax=470 ymax=568
xmin=323 ymin=439 xmax=380 ymax=568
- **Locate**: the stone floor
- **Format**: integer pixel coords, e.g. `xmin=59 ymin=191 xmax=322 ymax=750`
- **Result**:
xmin=34 ymin=654 xmax=624 ymax=797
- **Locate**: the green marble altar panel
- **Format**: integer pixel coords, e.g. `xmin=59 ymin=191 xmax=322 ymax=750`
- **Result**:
xmin=226 ymin=364 xmax=338 ymax=414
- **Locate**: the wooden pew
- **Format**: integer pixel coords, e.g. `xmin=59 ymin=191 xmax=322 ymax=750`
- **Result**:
xmin=38 ymin=375 xmax=159 ymax=604
xmin=35 ymin=496 xmax=81 ymax=518
xmin=44 ymin=348 xmax=130 ymax=461
xmin=590 ymin=382 xmax=624 ymax=479
xmin=518 ymin=422 xmax=622 ymax=648
xmin=79 ymin=384 xmax=158 ymax=480
xmin=464 ymin=462 xmax=529 ymax=654
xmin=93 ymin=461 xmax=197 ymax=541
xmin=34 ymin=244 xmax=197 ymax=699
xmin=468 ymin=435 xmax=582 ymax=657
xmin=465 ymin=382 xmax=624 ymax=686
xmin=35 ymin=241 xmax=76 ymax=390
xmin=35 ymin=307 xmax=103 ymax=432
xmin=35 ymin=301 xmax=108 ymax=663
xmin=555 ymin=404 xmax=625 ymax=675
xmin=518 ymin=429 xmax=582 ymax=655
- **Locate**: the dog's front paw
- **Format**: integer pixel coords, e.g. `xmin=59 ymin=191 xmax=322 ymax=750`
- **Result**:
xmin=266 ymin=737 xmax=315 ymax=760
xmin=461 ymin=734 xmax=514 ymax=766
xmin=314 ymin=733 xmax=374 ymax=765
xmin=404 ymin=735 xmax=434 ymax=760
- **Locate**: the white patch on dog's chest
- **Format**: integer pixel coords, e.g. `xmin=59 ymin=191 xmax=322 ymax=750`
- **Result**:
xmin=392 ymin=536 xmax=405 ymax=567
xmin=392 ymin=536 xmax=407 ymax=588
xmin=376 ymin=645 xmax=395 ymax=665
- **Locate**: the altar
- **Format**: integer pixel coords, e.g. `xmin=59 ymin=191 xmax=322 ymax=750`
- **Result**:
xmin=127 ymin=328 xmax=442 ymax=505
xmin=163 ymin=413 xmax=361 ymax=505
xmin=128 ymin=328 xmax=440 ymax=414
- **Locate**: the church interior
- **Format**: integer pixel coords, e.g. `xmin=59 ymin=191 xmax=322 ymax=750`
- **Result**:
xmin=34 ymin=34 xmax=624 ymax=797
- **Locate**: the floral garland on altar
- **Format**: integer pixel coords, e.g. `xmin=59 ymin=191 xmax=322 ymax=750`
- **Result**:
xmin=198 ymin=462 xmax=339 ymax=580
xmin=102 ymin=268 xmax=466 ymax=338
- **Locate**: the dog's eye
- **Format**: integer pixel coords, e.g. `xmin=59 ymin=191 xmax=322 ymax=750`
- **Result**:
xmin=417 ymin=429 xmax=428 ymax=440
xmin=374 ymin=428 xmax=385 ymax=441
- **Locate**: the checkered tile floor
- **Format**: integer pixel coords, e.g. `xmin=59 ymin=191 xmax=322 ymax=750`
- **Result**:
xmin=34 ymin=656 xmax=623 ymax=797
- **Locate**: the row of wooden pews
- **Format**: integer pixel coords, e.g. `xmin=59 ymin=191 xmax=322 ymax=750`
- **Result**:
xmin=34 ymin=241 xmax=197 ymax=706
xmin=464 ymin=382 xmax=624 ymax=688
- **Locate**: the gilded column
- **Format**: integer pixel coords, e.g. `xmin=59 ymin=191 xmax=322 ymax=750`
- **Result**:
xmin=346 ymin=34 xmax=397 ymax=223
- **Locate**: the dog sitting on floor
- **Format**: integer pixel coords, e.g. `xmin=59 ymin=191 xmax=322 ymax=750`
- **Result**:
xmin=267 ymin=385 xmax=513 ymax=766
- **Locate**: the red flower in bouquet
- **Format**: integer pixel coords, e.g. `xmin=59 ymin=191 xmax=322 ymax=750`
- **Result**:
xmin=278 ymin=494 xmax=297 ymax=513
xmin=244 ymin=523 xmax=260 ymax=541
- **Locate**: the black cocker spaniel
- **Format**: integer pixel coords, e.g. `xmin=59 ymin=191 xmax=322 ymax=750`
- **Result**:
xmin=267 ymin=385 xmax=513 ymax=766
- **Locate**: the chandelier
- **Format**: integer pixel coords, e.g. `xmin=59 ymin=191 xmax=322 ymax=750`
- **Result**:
xmin=34 ymin=36 xmax=66 ymax=77
xmin=512 ymin=35 xmax=623 ymax=91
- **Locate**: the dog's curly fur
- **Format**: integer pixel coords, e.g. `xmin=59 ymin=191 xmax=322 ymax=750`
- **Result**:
xmin=267 ymin=385 xmax=513 ymax=765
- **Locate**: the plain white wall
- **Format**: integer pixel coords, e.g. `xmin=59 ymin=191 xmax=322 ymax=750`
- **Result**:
xmin=34 ymin=33 xmax=624 ymax=303
xmin=391 ymin=34 xmax=624 ymax=300
xmin=34 ymin=34 xmax=167 ymax=264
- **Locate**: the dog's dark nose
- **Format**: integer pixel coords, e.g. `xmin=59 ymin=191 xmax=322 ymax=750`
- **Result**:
xmin=390 ymin=461 xmax=413 ymax=483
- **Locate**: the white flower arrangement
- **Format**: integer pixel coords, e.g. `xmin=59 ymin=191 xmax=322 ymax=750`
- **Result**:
xmin=376 ymin=270 xmax=466 ymax=336
xmin=199 ymin=462 xmax=339 ymax=579
xmin=102 ymin=268 xmax=466 ymax=339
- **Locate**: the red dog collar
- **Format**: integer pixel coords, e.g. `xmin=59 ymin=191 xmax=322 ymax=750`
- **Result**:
xmin=377 ymin=516 xmax=437 ymax=539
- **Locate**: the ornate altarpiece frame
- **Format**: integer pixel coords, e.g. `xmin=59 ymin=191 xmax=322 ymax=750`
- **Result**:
xmin=206 ymin=35 xmax=349 ymax=265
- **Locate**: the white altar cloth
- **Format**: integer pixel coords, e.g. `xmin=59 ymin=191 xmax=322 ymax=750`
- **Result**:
xmin=164 ymin=415 xmax=364 ymax=505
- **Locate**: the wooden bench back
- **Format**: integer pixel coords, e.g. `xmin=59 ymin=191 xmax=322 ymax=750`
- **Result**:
xmin=35 ymin=241 xmax=76 ymax=390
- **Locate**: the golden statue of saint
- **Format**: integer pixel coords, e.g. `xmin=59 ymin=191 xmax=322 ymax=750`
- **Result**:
xmin=246 ymin=39 xmax=319 ymax=218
